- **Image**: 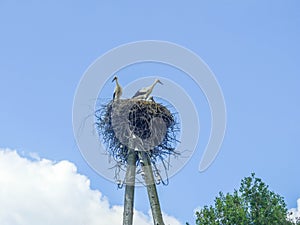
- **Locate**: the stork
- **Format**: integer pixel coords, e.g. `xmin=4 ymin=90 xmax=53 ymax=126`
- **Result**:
xmin=132 ymin=79 xmax=163 ymax=100
xmin=112 ymin=76 xmax=122 ymax=101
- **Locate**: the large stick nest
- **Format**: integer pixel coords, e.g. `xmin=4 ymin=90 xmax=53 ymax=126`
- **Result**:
xmin=95 ymin=99 xmax=180 ymax=165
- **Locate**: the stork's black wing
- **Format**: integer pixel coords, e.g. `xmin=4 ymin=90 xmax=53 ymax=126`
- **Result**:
xmin=132 ymin=90 xmax=146 ymax=98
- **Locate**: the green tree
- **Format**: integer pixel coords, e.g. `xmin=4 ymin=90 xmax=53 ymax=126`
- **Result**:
xmin=195 ymin=173 xmax=299 ymax=225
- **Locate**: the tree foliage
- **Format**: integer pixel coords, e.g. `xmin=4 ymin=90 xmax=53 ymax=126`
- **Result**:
xmin=195 ymin=173 xmax=299 ymax=225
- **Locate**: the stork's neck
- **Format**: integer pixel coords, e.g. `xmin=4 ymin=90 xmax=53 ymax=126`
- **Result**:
xmin=149 ymin=80 xmax=158 ymax=90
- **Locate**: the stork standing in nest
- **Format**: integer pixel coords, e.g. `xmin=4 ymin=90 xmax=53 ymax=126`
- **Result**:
xmin=112 ymin=76 xmax=122 ymax=101
xmin=132 ymin=79 xmax=163 ymax=100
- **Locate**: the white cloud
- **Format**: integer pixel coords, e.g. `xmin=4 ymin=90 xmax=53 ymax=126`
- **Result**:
xmin=0 ymin=148 xmax=181 ymax=225
xmin=288 ymin=199 xmax=300 ymax=223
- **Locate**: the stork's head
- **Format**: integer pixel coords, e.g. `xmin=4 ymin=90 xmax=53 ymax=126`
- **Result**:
xmin=155 ymin=79 xmax=163 ymax=85
xmin=112 ymin=76 xmax=118 ymax=82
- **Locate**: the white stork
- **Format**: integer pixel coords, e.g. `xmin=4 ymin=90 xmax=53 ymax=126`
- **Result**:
xmin=132 ymin=79 xmax=163 ymax=100
xmin=112 ymin=76 xmax=122 ymax=101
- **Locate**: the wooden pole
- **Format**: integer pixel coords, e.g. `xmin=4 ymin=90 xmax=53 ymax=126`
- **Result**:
xmin=123 ymin=148 xmax=137 ymax=225
xmin=139 ymin=151 xmax=165 ymax=225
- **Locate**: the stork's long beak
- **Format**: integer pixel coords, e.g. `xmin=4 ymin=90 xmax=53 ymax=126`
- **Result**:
xmin=158 ymin=80 xmax=163 ymax=85
xmin=112 ymin=77 xmax=117 ymax=82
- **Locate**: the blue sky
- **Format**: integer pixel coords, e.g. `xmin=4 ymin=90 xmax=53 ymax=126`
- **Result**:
xmin=1 ymin=1 xmax=300 ymax=224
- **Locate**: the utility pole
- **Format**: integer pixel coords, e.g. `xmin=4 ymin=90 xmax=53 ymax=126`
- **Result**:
xmin=139 ymin=151 xmax=165 ymax=225
xmin=123 ymin=148 xmax=137 ymax=225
